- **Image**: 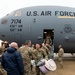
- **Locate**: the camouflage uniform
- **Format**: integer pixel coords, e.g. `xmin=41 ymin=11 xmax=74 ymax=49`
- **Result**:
xmin=0 ymin=47 xmax=7 ymax=75
xmin=58 ymin=47 xmax=64 ymax=68
xmin=31 ymin=44 xmax=35 ymax=50
xmin=44 ymin=37 xmax=52 ymax=45
xmin=0 ymin=48 xmax=3 ymax=55
xmin=41 ymin=45 xmax=50 ymax=59
xmin=46 ymin=44 xmax=52 ymax=59
xmin=34 ymin=48 xmax=47 ymax=75
xmin=18 ymin=45 xmax=34 ymax=75
xmin=46 ymin=44 xmax=51 ymax=51
xmin=0 ymin=64 xmax=7 ymax=75
xmin=30 ymin=48 xmax=36 ymax=75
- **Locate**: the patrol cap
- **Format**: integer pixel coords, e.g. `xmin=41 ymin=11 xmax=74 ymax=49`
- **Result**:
xmin=25 ymin=40 xmax=31 ymax=45
xmin=59 ymin=45 xmax=62 ymax=48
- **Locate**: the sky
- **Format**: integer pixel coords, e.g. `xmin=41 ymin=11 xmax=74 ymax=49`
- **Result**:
xmin=0 ymin=0 xmax=75 ymax=18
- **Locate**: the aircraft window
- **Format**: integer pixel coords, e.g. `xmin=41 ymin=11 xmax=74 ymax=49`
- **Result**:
xmin=15 ymin=11 xmax=21 ymax=16
xmin=1 ymin=19 xmax=7 ymax=24
xmin=7 ymin=11 xmax=15 ymax=16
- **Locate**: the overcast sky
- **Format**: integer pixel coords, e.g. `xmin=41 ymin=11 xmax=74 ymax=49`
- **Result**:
xmin=0 ymin=0 xmax=75 ymax=18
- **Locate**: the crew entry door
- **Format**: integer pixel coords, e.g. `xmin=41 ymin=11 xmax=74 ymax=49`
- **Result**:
xmin=43 ymin=29 xmax=54 ymax=45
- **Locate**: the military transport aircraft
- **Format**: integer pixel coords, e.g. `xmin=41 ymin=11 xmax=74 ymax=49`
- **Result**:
xmin=0 ymin=6 xmax=75 ymax=53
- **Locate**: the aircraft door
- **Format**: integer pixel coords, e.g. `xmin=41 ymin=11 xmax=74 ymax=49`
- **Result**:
xmin=43 ymin=29 xmax=54 ymax=45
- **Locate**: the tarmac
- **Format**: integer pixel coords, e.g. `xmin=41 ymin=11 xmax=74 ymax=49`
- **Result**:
xmin=46 ymin=53 xmax=75 ymax=75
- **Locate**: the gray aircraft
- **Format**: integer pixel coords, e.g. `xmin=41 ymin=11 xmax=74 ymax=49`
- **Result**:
xmin=0 ymin=6 xmax=75 ymax=53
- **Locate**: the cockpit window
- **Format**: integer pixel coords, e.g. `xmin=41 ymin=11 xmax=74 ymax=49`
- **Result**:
xmin=7 ymin=11 xmax=15 ymax=16
xmin=6 ymin=10 xmax=21 ymax=16
xmin=15 ymin=11 xmax=21 ymax=16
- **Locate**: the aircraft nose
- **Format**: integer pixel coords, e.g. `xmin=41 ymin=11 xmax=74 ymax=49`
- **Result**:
xmin=0 ymin=19 xmax=4 ymax=46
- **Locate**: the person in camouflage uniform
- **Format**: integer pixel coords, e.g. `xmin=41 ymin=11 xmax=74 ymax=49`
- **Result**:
xmin=0 ymin=63 xmax=7 ymax=75
xmin=45 ymin=42 xmax=51 ymax=51
xmin=41 ymin=43 xmax=50 ymax=59
xmin=58 ymin=45 xmax=64 ymax=69
xmin=31 ymin=44 xmax=35 ymax=50
xmin=44 ymin=35 xmax=52 ymax=46
xmin=18 ymin=40 xmax=35 ymax=75
xmin=34 ymin=44 xmax=47 ymax=75
xmin=0 ymin=43 xmax=7 ymax=75
xmin=45 ymin=42 xmax=52 ymax=59
xmin=30 ymin=44 xmax=36 ymax=75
